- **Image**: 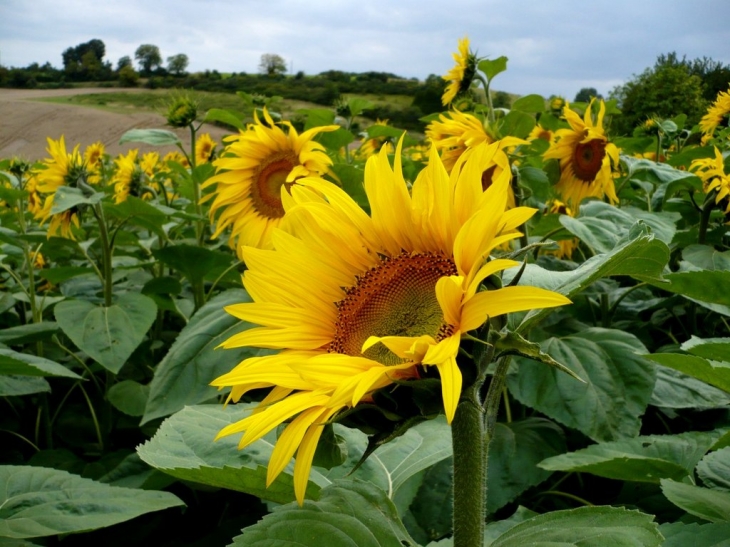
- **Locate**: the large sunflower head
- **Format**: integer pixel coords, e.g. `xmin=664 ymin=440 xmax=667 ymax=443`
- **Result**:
xmin=33 ymin=136 xmax=86 ymax=239
xmin=690 ymin=147 xmax=730 ymax=212
xmin=699 ymin=87 xmax=730 ymax=137
xmin=203 ymin=108 xmax=339 ymax=253
xmin=543 ymin=100 xmax=620 ymax=210
xmin=442 ymin=37 xmax=478 ymax=106
xmin=211 ymin=140 xmax=571 ymax=504
xmin=426 ymin=110 xmax=492 ymax=172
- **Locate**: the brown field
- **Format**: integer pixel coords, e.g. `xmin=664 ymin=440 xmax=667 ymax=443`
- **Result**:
xmin=0 ymin=88 xmax=235 ymax=162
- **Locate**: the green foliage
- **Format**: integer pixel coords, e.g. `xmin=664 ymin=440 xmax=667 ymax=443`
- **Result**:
xmin=135 ymin=44 xmax=162 ymax=75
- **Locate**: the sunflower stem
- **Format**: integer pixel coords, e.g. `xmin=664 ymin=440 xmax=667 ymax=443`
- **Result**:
xmin=92 ymin=205 xmax=114 ymax=308
xmin=189 ymin=123 xmax=205 ymax=246
xmin=698 ymin=190 xmax=716 ymax=245
xmin=452 ymin=335 xmax=502 ymax=547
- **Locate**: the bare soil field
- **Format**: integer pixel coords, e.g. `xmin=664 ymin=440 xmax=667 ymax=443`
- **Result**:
xmin=0 ymin=88 xmax=235 ymax=161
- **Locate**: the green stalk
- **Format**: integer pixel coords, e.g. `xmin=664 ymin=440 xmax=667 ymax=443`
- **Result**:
xmin=698 ymin=190 xmax=717 ymax=245
xmin=475 ymin=74 xmax=496 ymax=124
xmin=189 ymin=123 xmax=205 ymax=245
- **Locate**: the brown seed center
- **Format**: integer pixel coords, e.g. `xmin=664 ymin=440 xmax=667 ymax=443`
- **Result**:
xmin=250 ymin=152 xmax=298 ymax=219
xmin=572 ymin=139 xmax=606 ymax=182
xmin=329 ymin=252 xmax=458 ymax=365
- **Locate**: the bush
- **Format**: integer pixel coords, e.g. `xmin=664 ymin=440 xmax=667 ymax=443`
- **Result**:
xmin=118 ymin=65 xmax=139 ymax=87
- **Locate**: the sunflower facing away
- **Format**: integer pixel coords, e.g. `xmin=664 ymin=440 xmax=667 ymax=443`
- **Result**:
xmin=691 ymin=147 xmax=730 ymax=213
xmin=211 ymin=140 xmax=571 ymax=504
xmin=543 ymin=100 xmax=619 ymax=210
xmin=699 ymin=87 xmax=730 ymax=138
xmin=203 ymin=109 xmax=339 ymax=252
xmin=34 ymin=136 xmax=85 ymax=239
xmin=442 ymin=37 xmax=477 ymax=106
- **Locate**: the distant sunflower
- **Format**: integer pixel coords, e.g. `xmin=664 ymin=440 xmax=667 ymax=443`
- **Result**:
xmin=699 ymin=87 xmax=730 ymax=137
xmin=442 ymin=37 xmax=477 ymax=106
xmin=528 ymin=123 xmax=553 ymax=143
xmin=34 ymin=136 xmax=85 ymax=239
xmin=195 ymin=133 xmax=217 ymax=165
xmin=84 ymin=142 xmax=105 ymax=184
xmin=426 ymin=110 xmax=494 ymax=172
xmin=545 ymin=200 xmax=578 ymax=259
xmin=112 ymin=150 xmax=150 ymax=203
xmin=691 ymin=147 xmax=730 ymax=212
xmin=211 ymin=141 xmax=571 ymax=504
xmin=203 ymin=108 xmax=339 ymax=252
xmin=356 ymin=120 xmax=393 ymax=159
xmin=543 ymin=100 xmax=619 ymax=210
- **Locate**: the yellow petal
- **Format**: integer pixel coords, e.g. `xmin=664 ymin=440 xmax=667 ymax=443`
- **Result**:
xmin=293 ymin=408 xmax=338 ymax=505
xmin=436 ymin=356 xmax=462 ymax=423
xmin=266 ymin=406 xmax=325 ymax=487
xmin=436 ymin=275 xmax=464 ymax=326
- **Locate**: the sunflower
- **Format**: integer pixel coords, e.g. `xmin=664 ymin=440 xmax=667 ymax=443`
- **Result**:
xmin=34 ymin=136 xmax=85 ymax=239
xmin=700 ymin=87 xmax=730 ymax=137
xmin=528 ymin=123 xmax=553 ymax=143
xmin=442 ymin=37 xmax=477 ymax=106
xmin=203 ymin=108 xmax=339 ymax=252
xmin=195 ymin=133 xmax=217 ymax=165
xmin=84 ymin=142 xmax=105 ymax=184
xmin=690 ymin=147 xmax=730 ymax=212
xmin=211 ymin=140 xmax=571 ymax=504
xmin=545 ymin=200 xmax=578 ymax=259
xmin=140 ymin=151 xmax=159 ymax=178
xmin=112 ymin=150 xmax=152 ymax=204
xmin=543 ymin=100 xmax=619 ymax=210
xmin=356 ymin=120 xmax=393 ymax=160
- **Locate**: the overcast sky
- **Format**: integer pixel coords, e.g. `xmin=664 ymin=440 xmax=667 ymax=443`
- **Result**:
xmin=1 ymin=0 xmax=729 ymax=99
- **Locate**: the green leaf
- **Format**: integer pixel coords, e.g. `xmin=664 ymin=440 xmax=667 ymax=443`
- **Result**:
xmin=644 ymin=354 xmax=730 ymax=394
xmin=142 ymin=289 xmax=259 ymax=423
xmin=487 ymin=418 xmax=566 ymax=513
xmin=152 ymin=244 xmax=233 ymax=286
xmin=499 ymin=111 xmax=535 ymax=139
xmin=0 ymin=465 xmax=183 ymax=539
xmin=659 ymin=521 xmax=730 ymax=547
xmin=539 ymin=429 xmax=726 ymax=484
xmin=407 ymin=458 xmax=452 ymax=542
xmin=98 ymin=453 xmax=175 ymax=491
xmin=490 ymin=506 xmax=662 ymax=547
xmin=681 ymin=245 xmax=730 ymax=272
xmin=49 ymin=186 xmax=104 ymax=215
xmin=509 ymin=228 xmax=669 ymax=333
xmin=0 ymin=323 xmax=59 ymax=346
xmin=137 ymin=404 xmax=330 ymax=504
xmin=478 ymin=56 xmax=508 ymax=81
xmin=683 ymin=336 xmax=730 ymax=362
xmin=0 ymin=539 xmax=42 ymax=546
xmin=661 ymin=479 xmax=730 ymax=523
xmin=0 ymin=348 xmax=81 ymax=379
xmin=697 ymin=447 xmax=730 ymax=491
xmin=331 ymin=164 xmax=367 ymax=210
xmin=229 ymin=480 xmax=417 ymax=546
xmin=119 ymin=128 xmax=182 ymax=146
xmin=38 ymin=266 xmax=94 ymax=284
xmin=0 ymin=376 xmax=49 ymax=396
xmin=651 ymin=366 xmax=730 ymax=409
xmin=300 ymin=108 xmax=336 ymax=130
xmin=107 ymin=380 xmax=149 ymax=417
xmin=346 ymin=97 xmax=375 ymax=117
xmin=518 ymin=166 xmax=550 ymax=201
xmin=103 ymin=196 xmax=169 ymax=237
xmin=643 ymin=271 xmax=730 ymax=307
xmin=495 ymin=331 xmax=585 ymax=383
xmin=203 ymin=108 xmax=245 ymax=130
xmin=329 ymin=417 xmax=453 ymax=499
xmin=559 ymin=201 xmax=679 ymax=254
xmin=54 ymin=293 xmax=157 ymax=374
xmin=507 ymin=329 xmax=656 ymax=442
xmin=317 ymin=127 xmax=354 ymax=152
xmin=511 ymin=94 xmax=545 ymax=113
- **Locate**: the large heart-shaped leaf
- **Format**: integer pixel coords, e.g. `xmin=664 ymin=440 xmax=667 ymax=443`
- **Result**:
xmin=0 ymin=349 xmax=81 ymax=379
xmin=228 ymin=480 xmax=417 ymax=546
xmin=0 ymin=465 xmax=183 ymax=539
xmin=661 ymin=480 xmax=730 ymax=523
xmin=507 ymin=328 xmax=656 ymax=442
xmin=697 ymin=447 xmax=730 ymax=491
xmin=490 ymin=506 xmax=662 ymax=547
xmin=142 ymin=289 xmax=258 ymax=424
xmin=539 ymin=429 xmax=727 ymax=483
xmin=659 ymin=521 xmax=730 ymax=547
xmin=137 ymin=404 xmax=331 ymax=504
xmin=54 ymin=293 xmax=157 ymax=374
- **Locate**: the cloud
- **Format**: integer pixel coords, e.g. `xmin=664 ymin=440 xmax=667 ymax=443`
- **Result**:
xmin=1 ymin=0 xmax=729 ymax=98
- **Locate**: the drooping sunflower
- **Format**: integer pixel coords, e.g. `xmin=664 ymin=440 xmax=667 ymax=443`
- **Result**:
xmin=203 ymin=108 xmax=339 ymax=252
xmin=34 ymin=136 xmax=85 ymax=239
xmin=691 ymin=147 xmax=730 ymax=213
xmin=543 ymin=100 xmax=619 ymax=210
xmin=112 ymin=150 xmax=144 ymax=204
xmin=442 ymin=37 xmax=477 ymax=106
xmin=211 ymin=140 xmax=571 ymax=504
xmin=195 ymin=133 xmax=217 ymax=165
xmin=699 ymin=87 xmax=730 ymax=138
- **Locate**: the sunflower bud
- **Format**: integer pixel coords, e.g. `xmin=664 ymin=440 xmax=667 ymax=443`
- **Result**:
xmin=166 ymin=95 xmax=198 ymax=128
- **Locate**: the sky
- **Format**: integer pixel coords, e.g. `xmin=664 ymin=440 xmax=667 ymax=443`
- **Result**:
xmin=1 ymin=0 xmax=729 ymax=99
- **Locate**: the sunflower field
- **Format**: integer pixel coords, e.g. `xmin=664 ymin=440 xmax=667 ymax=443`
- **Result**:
xmin=1 ymin=38 xmax=730 ymax=547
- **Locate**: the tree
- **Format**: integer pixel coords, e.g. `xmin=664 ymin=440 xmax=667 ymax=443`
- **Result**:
xmin=167 ymin=54 xmax=189 ymax=76
xmin=62 ymin=39 xmax=107 ymax=81
xmin=117 ymin=56 xmax=132 ymax=71
xmin=135 ymin=44 xmax=162 ymax=75
xmin=118 ymin=65 xmax=139 ymax=87
xmin=610 ymin=54 xmax=708 ymax=135
xmin=574 ymin=87 xmax=602 ymax=103
xmin=258 ymin=53 xmax=287 ymax=76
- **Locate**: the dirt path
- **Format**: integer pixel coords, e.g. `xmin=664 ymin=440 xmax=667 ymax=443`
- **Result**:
xmin=0 ymin=88 xmax=235 ymax=161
